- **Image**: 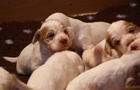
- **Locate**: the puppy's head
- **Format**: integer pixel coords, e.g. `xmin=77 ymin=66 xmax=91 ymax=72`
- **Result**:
xmin=105 ymin=20 xmax=140 ymax=56
xmin=127 ymin=33 xmax=140 ymax=52
xmin=32 ymin=20 xmax=72 ymax=52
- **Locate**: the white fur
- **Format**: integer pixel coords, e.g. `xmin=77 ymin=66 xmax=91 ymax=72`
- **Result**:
xmin=0 ymin=67 xmax=32 ymax=90
xmin=27 ymin=50 xmax=84 ymax=90
xmin=0 ymin=67 xmax=15 ymax=90
xmin=3 ymin=20 xmax=72 ymax=75
xmin=46 ymin=12 xmax=111 ymax=52
xmin=66 ymin=50 xmax=140 ymax=90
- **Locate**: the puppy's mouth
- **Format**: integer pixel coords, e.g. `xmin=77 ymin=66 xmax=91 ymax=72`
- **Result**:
xmin=131 ymin=45 xmax=138 ymax=50
xmin=60 ymin=42 xmax=71 ymax=49
xmin=127 ymin=39 xmax=134 ymax=46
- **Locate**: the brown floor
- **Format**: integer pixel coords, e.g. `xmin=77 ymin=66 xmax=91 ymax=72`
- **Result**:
xmin=0 ymin=0 xmax=140 ymax=89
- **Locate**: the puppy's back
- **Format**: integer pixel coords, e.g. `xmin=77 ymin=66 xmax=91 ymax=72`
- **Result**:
xmin=27 ymin=50 xmax=83 ymax=90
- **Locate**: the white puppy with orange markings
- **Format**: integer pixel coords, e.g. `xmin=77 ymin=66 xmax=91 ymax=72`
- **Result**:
xmin=82 ymin=40 xmax=119 ymax=70
xmin=66 ymin=46 xmax=140 ymax=90
xmin=105 ymin=20 xmax=140 ymax=57
xmin=46 ymin=12 xmax=111 ymax=52
xmin=82 ymin=20 xmax=140 ymax=71
xmin=3 ymin=20 xmax=72 ymax=75
xmin=3 ymin=12 xmax=110 ymax=75
xmin=27 ymin=50 xmax=84 ymax=90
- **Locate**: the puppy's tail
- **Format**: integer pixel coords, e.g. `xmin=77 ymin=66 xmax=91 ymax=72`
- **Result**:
xmin=12 ymin=74 xmax=34 ymax=90
xmin=3 ymin=56 xmax=18 ymax=63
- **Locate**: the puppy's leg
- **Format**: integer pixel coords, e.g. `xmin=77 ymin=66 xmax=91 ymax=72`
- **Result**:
xmin=93 ymin=45 xmax=102 ymax=63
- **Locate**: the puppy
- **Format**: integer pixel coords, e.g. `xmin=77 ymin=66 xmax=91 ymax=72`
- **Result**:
xmin=82 ymin=40 xmax=119 ymax=70
xmin=105 ymin=20 xmax=140 ymax=57
xmin=27 ymin=50 xmax=84 ymax=90
xmin=0 ymin=67 xmax=31 ymax=90
xmin=66 ymin=49 xmax=140 ymax=90
xmin=3 ymin=20 xmax=72 ymax=75
xmin=46 ymin=12 xmax=111 ymax=53
xmin=82 ymin=20 xmax=140 ymax=71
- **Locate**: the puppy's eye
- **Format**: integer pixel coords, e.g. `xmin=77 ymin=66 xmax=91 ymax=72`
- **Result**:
xmin=128 ymin=28 xmax=135 ymax=33
xmin=64 ymin=29 xmax=68 ymax=34
xmin=47 ymin=33 xmax=54 ymax=38
xmin=114 ymin=40 xmax=120 ymax=45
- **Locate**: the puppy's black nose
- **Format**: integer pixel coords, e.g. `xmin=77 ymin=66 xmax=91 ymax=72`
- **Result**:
xmin=60 ymin=38 xmax=67 ymax=44
xmin=131 ymin=45 xmax=137 ymax=50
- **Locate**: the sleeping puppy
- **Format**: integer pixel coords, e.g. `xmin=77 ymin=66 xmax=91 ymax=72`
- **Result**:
xmin=27 ymin=50 xmax=84 ymax=90
xmin=66 ymin=47 xmax=140 ymax=90
xmin=46 ymin=12 xmax=111 ymax=53
xmin=105 ymin=20 xmax=140 ymax=57
xmin=0 ymin=67 xmax=31 ymax=90
xmin=3 ymin=20 xmax=72 ymax=75
xmin=82 ymin=39 xmax=119 ymax=70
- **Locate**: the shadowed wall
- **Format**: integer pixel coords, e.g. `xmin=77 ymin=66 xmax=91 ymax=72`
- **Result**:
xmin=0 ymin=0 xmax=136 ymax=23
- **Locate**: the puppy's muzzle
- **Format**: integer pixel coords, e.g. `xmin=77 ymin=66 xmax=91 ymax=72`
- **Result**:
xmin=130 ymin=45 xmax=138 ymax=50
xmin=60 ymin=38 xmax=68 ymax=45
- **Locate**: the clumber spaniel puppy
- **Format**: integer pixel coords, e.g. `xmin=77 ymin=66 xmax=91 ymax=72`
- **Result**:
xmin=66 ymin=50 xmax=140 ymax=90
xmin=82 ymin=20 xmax=140 ymax=71
xmin=82 ymin=39 xmax=119 ymax=70
xmin=105 ymin=20 xmax=140 ymax=57
xmin=46 ymin=12 xmax=110 ymax=52
xmin=27 ymin=50 xmax=84 ymax=90
xmin=3 ymin=12 xmax=110 ymax=75
xmin=3 ymin=20 xmax=72 ymax=75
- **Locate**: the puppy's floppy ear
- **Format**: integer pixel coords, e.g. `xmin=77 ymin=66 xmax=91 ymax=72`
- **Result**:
xmin=32 ymin=29 xmax=40 ymax=44
xmin=105 ymin=41 xmax=112 ymax=56
xmin=104 ymin=32 xmax=112 ymax=56
xmin=67 ymin=27 xmax=75 ymax=40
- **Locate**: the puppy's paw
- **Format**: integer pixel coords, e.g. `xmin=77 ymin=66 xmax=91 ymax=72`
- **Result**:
xmin=93 ymin=45 xmax=102 ymax=63
xmin=94 ymin=45 xmax=102 ymax=57
xmin=125 ymin=77 xmax=136 ymax=87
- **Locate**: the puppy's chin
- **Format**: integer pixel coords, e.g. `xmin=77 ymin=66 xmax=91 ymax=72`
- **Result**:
xmin=50 ymin=42 xmax=72 ymax=52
